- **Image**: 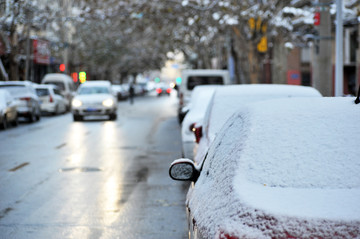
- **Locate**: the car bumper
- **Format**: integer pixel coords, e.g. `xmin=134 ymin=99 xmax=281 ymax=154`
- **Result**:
xmin=72 ymin=106 xmax=117 ymax=116
xmin=40 ymin=103 xmax=57 ymax=113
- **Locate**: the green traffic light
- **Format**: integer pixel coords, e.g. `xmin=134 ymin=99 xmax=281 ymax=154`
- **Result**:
xmin=154 ymin=77 xmax=160 ymax=83
xmin=176 ymin=77 xmax=182 ymax=84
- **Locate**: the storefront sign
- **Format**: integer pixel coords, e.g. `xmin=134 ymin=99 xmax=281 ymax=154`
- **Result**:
xmin=33 ymin=39 xmax=50 ymax=64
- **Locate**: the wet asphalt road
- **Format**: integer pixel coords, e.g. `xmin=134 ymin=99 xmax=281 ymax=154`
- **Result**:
xmin=0 ymin=92 xmax=189 ymax=239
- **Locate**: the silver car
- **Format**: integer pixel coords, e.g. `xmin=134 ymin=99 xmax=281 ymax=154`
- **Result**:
xmin=0 ymin=81 xmax=41 ymax=123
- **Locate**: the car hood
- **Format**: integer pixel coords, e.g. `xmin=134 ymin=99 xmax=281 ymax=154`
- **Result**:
xmin=74 ymin=94 xmax=114 ymax=103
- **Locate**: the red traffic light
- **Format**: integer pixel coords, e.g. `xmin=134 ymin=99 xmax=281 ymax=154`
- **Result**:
xmin=314 ymin=12 xmax=320 ymax=26
xmin=59 ymin=64 xmax=66 ymax=72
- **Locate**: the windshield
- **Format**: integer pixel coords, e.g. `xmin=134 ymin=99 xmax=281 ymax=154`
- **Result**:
xmin=36 ymin=88 xmax=50 ymax=96
xmin=44 ymin=82 xmax=65 ymax=91
xmin=78 ymin=86 xmax=110 ymax=95
xmin=187 ymin=76 xmax=224 ymax=90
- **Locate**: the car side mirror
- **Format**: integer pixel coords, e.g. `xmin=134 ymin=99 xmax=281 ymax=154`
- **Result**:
xmin=169 ymin=159 xmax=200 ymax=182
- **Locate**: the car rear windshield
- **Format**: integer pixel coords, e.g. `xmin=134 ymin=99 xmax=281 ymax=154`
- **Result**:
xmin=78 ymin=86 xmax=110 ymax=95
xmin=187 ymin=76 xmax=224 ymax=90
xmin=36 ymin=88 xmax=50 ymax=96
xmin=0 ymin=85 xmax=29 ymax=96
xmin=44 ymin=82 xmax=65 ymax=91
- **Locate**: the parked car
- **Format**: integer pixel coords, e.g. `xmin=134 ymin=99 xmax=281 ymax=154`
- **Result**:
xmin=41 ymin=73 xmax=76 ymax=110
xmin=178 ymin=69 xmax=231 ymax=123
xmin=35 ymin=84 xmax=67 ymax=115
xmin=71 ymin=81 xmax=117 ymax=121
xmin=193 ymin=84 xmax=322 ymax=163
xmin=181 ymin=85 xmax=222 ymax=159
xmin=170 ymin=97 xmax=360 ymax=238
xmin=0 ymin=81 xmax=41 ymax=123
xmin=112 ymin=84 xmax=129 ymax=101
xmin=0 ymin=89 xmax=18 ymax=129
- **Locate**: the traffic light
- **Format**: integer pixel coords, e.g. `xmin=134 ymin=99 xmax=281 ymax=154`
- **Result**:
xmin=154 ymin=77 xmax=160 ymax=83
xmin=314 ymin=12 xmax=320 ymax=26
xmin=59 ymin=64 xmax=65 ymax=72
xmin=176 ymin=77 xmax=182 ymax=84
xmin=79 ymin=71 xmax=86 ymax=83
xmin=71 ymin=72 xmax=78 ymax=82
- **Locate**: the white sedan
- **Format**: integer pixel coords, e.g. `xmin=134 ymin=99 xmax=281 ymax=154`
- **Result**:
xmin=71 ymin=81 xmax=117 ymax=121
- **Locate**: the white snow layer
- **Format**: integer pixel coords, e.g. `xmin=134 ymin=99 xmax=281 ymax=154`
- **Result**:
xmin=188 ymin=97 xmax=360 ymax=238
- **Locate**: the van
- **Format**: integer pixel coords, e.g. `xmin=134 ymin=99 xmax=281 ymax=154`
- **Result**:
xmin=178 ymin=69 xmax=231 ymax=123
xmin=41 ymin=73 xmax=76 ymax=110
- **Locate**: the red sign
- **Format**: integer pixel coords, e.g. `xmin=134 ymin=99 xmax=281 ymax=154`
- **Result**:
xmin=33 ymin=39 xmax=50 ymax=65
xmin=287 ymin=70 xmax=301 ymax=85
xmin=314 ymin=12 xmax=320 ymax=26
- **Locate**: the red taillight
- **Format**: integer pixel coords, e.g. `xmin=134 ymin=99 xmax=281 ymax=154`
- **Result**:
xmin=49 ymin=95 xmax=53 ymax=103
xmin=166 ymin=88 xmax=172 ymax=94
xmin=194 ymin=126 xmax=202 ymax=143
xmin=20 ymin=97 xmax=31 ymax=101
xmin=156 ymin=88 xmax=162 ymax=94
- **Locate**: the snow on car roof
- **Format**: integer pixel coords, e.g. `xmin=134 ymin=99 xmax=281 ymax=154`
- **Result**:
xmin=191 ymin=97 xmax=360 ymax=237
xmin=229 ymin=97 xmax=360 ymax=218
xmin=233 ymin=97 xmax=360 ymax=220
xmin=206 ymin=84 xmax=322 ymax=142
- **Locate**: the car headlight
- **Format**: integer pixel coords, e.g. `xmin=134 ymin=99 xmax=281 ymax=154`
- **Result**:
xmin=72 ymin=99 xmax=82 ymax=108
xmin=102 ymin=98 xmax=114 ymax=107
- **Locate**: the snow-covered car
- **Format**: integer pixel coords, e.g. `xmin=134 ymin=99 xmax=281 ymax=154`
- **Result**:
xmin=0 ymin=81 xmax=41 ymax=123
xmin=170 ymin=97 xmax=360 ymax=238
xmin=0 ymin=89 xmax=18 ymax=129
xmin=35 ymin=84 xmax=67 ymax=115
xmin=181 ymin=85 xmax=222 ymax=159
xmin=193 ymin=84 xmax=322 ymax=163
xmin=71 ymin=81 xmax=117 ymax=121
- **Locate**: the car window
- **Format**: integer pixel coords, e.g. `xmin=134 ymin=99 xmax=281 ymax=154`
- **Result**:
xmin=78 ymin=86 xmax=110 ymax=95
xmin=36 ymin=88 xmax=50 ymax=96
xmin=199 ymin=114 xmax=246 ymax=181
xmin=187 ymin=76 xmax=224 ymax=90
xmin=53 ymin=88 xmax=62 ymax=96
xmin=45 ymin=82 xmax=65 ymax=91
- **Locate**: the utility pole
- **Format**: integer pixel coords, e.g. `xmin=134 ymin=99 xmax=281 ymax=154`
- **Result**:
xmin=312 ymin=0 xmax=333 ymax=96
xmin=356 ymin=5 xmax=360 ymax=93
xmin=335 ymin=0 xmax=343 ymax=96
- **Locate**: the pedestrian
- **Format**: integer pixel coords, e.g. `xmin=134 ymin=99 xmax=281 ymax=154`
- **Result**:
xmin=129 ymin=83 xmax=135 ymax=104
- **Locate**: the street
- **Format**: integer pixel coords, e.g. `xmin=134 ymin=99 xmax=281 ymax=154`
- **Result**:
xmin=0 ymin=92 xmax=189 ymax=239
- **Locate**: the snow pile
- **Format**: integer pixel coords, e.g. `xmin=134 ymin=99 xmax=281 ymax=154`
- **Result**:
xmin=188 ymin=97 xmax=360 ymax=238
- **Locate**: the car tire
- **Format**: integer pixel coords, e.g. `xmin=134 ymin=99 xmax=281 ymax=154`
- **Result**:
xmin=73 ymin=115 xmax=83 ymax=121
xmin=28 ymin=112 xmax=37 ymax=123
xmin=109 ymin=114 xmax=117 ymax=121
xmin=11 ymin=117 xmax=19 ymax=127
xmin=0 ymin=116 xmax=7 ymax=130
xmin=53 ymin=105 xmax=59 ymax=116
